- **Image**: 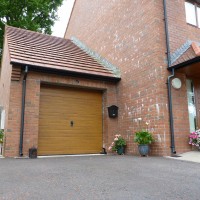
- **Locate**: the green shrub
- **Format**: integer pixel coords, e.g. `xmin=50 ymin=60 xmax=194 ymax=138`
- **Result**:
xmin=0 ymin=129 xmax=4 ymax=144
xmin=134 ymin=130 xmax=154 ymax=145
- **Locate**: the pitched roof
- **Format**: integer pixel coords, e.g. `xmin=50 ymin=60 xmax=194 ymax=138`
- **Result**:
xmin=171 ymin=40 xmax=200 ymax=67
xmin=5 ymin=26 xmax=120 ymax=80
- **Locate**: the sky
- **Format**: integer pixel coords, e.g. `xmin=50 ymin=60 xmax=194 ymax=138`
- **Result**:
xmin=52 ymin=0 xmax=75 ymax=38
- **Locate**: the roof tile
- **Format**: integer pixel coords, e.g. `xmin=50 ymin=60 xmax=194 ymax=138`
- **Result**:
xmin=171 ymin=40 xmax=200 ymax=67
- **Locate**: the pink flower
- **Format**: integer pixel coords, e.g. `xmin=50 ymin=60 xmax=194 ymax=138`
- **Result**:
xmin=114 ymin=137 xmax=118 ymax=141
xmin=108 ymin=146 xmax=112 ymax=151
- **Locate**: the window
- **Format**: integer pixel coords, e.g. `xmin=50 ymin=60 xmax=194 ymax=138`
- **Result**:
xmin=197 ymin=6 xmax=200 ymax=25
xmin=0 ymin=109 xmax=5 ymax=130
xmin=185 ymin=1 xmax=200 ymax=27
xmin=186 ymin=79 xmax=197 ymax=132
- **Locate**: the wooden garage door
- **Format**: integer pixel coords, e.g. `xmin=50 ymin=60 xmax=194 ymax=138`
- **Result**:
xmin=38 ymin=85 xmax=103 ymax=155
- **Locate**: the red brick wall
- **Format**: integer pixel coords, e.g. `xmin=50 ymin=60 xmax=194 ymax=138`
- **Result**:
xmin=65 ymin=0 xmax=174 ymax=156
xmin=4 ymin=71 xmax=118 ymax=157
xmin=65 ymin=0 xmax=193 ymax=155
xmin=167 ymin=0 xmax=200 ymax=53
xmin=5 ymin=79 xmax=22 ymax=156
xmin=171 ymin=73 xmax=191 ymax=153
xmin=167 ymin=0 xmax=200 ymax=153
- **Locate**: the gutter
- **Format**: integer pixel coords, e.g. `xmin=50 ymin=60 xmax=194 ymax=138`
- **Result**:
xmin=163 ymin=0 xmax=176 ymax=154
xmin=19 ymin=66 xmax=28 ymax=157
xmin=169 ymin=56 xmax=200 ymax=70
xmin=10 ymin=62 xmax=121 ymax=83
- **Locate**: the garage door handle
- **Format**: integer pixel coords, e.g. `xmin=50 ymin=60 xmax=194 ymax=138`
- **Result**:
xmin=70 ymin=121 xmax=74 ymax=127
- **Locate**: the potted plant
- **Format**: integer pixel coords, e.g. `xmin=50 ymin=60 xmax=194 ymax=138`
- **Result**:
xmin=108 ymin=134 xmax=126 ymax=155
xmin=134 ymin=130 xmax=154 ymax=156
xmin=189 ymin=130 xmax=200 ymax=150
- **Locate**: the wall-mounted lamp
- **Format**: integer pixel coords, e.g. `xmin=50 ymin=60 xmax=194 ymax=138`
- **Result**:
xmin=171 ymin=78 xmax=182 ymax=89
xmin=107 ymin=105 xmax=118 ymax=118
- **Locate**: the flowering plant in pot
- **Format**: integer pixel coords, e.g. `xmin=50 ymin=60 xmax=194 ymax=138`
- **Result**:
xmin=134 ymin=130 xmax=154 ymax=156
xmin=189 ymin=130 xmax=200 ymax=149
xmin=108 ymin=134 xmax=126 ymax=155
xmin=134 ymin=119 xmax=154 ymax=156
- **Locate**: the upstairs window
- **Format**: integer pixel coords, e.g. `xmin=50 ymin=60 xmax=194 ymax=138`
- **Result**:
xmin=185 ymin=1 xmax=200 ymax=27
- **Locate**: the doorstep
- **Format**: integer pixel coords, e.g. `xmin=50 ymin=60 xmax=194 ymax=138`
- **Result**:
xmin=166 ymin=151 xmax=200 ymax=163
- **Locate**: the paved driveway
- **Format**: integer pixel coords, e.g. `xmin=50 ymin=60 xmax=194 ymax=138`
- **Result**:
xmin=0 ymin=155 xmax=199 ymax=200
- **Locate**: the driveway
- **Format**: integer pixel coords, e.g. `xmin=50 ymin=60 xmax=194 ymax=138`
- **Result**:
xmin=0 ymin=155 xmax=199 ymax=200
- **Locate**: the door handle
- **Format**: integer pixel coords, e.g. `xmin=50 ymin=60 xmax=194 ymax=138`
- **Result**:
xmin=70 ymin=121 xmax=74 ymax=127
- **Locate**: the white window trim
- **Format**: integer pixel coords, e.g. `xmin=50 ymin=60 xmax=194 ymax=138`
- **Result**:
xmin=185 ymin=1 xmax=200 ymax=28
xmin=0 ymin=108 xmax=5 ymax=130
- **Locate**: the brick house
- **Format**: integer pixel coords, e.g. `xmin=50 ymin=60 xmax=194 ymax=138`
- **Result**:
xmin=65 ymin=0 xmax=200 ymax=156
xmin=1 ymin=0 xmax=200 ymax=157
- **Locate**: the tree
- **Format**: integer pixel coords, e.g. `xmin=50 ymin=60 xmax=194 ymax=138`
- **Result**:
xmin=0 ymin=0 xmax=64 ymax=56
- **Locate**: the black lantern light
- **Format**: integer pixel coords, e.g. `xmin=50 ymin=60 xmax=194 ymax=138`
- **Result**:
xmin=107 ymin=105 xmax=118 ymax=118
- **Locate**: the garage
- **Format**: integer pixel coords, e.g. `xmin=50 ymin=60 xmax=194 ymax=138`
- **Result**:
xmin=38 ymin=85 xmax=103 ymax=155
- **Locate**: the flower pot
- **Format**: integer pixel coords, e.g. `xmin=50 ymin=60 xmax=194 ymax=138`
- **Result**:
xmin=117 ymin=146 xmax=125 ymax=155
xmin=138 ymin=144 xmax=150 ymax=156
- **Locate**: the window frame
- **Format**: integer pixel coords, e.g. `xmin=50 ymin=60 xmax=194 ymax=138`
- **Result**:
xmin=185 ymin=0 xmax=200 ymax=28
xmin=186 ymin=79 xmax=197 ymax=132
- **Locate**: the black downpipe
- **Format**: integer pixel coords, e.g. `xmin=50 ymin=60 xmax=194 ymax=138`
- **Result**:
xmin=163 ymin=0 xmax=176 ymax=154
xmin=167 ymin=69 xmax=176 ymax=154
xmin=19 ymin=66 xmax=28 ymax=157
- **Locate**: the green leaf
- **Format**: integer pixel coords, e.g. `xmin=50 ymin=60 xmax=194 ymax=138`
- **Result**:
xmin=0 ymin=0 xmax=64 ymax=57
xmin=134 ymin=130 xmax=154 ymax=145
xmin=0 ymin=129 xmax=4 ymax=143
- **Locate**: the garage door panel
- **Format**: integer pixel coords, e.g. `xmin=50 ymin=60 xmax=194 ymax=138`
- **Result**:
xmin=38 ymin=138 xmax=102 ymax=155
xmin=38 ymin=138 xmax=102 ymax=146
xmin=39 ymin=105 xmax=102 ymax=115
xmin=38 ymin=149 xmax=101 ymax=155
xmin=38 ymin=130 xmax=102 ymax=137
xmin=39 ymin=119 xmax=102 ymax=128
xmin=38 ymin=139 xmax=102 ymax=145
xmin=38 ymin=86 xmax=103 ymax=155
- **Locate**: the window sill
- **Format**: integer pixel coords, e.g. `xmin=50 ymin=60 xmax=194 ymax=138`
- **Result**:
xmin=186 ymin=22 xmax=200 ymax=28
